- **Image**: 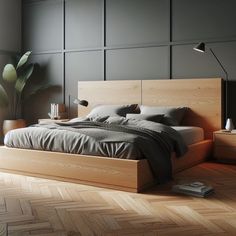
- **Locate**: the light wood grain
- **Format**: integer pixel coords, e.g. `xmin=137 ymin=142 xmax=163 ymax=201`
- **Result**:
xmin=214 ymin=131 xmax=236 ymax=162
xmin=0 ymin=78 xmax=223 ymax=192
xmin=0 ymin=146 xmax=141 ymax=192
xmin=142 ymin=78 xmax=223 ymax=139
xmin=0 ymin=162 xmax=235 ymax=235
xmin=172 ymin=140 xmax=212 ymax=173
xmin=78 ymin=78 xmax=223 ymax=138
xmin=214 ymin=131 xmax=236 ymax=146
xmin=0 ymin=140 xmax=212 ymax=192
xmin=214 ymin=146 xmax=236 ymax=160
xmin=78 ymin=80 xmax=141 ymax=117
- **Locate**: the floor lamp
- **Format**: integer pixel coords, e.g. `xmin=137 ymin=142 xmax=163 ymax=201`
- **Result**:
xmin=193 ymin=42 xmax=232 ymax=130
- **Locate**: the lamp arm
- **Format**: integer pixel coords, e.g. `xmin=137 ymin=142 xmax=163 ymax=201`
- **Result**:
xmin=209 ymin=48 xmax=228 ymax=80
xmin=209 ymin=48 xmax=228 ymax=119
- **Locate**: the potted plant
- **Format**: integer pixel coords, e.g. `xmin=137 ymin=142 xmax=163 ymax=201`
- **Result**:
xmin=0 ymin=51 xmax=34 ymax=135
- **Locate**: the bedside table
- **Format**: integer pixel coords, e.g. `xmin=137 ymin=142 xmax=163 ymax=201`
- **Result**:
xmin=38 ymin=119 xmax=69 ymax=124
xmin=214 ymin=130 xmax=236 ymax=163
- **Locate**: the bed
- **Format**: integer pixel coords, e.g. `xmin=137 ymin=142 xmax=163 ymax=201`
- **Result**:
xmin=0 ymin=78 xmax=223 ymax=192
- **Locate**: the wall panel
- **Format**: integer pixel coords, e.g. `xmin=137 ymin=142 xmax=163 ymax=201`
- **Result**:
xmin=106 ymin=0 xmax=169 ymax=46
xmin=107 ymin=47 xmax=169 ymax=80
xmin=0 ymin=0 xmax=21 ymax=52
xmin=65 ymin=0 xmax=103 ymax=49
xmin=23 ymin=53 xmax=63 ymax=123
xmin=0 ymin=1 xmax=21 ymax=142
xmin=65 ymin=51 xmax=103 ymax=117
xmin=0 ymin=55 xmax=11 ymax=142
xmin=22 ymin=0 xmax=236 ymax=122
xmin=172 ymin=0 xmax=236 ymax=41
xmin=23 ymin=0 xmax=62 ymax=52
xmin=172 ymin=44 xmax=224 ymax=79
xmin=172 ymin=42 xmax=236 ymax=80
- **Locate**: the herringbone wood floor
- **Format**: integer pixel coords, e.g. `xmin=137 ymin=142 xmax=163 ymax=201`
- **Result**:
xmin=0 ymin=162 xmax=235 ymax=236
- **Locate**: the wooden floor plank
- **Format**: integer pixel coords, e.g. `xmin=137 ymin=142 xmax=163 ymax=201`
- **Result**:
xmin=0 ymin=162 xmax=235 ymax=235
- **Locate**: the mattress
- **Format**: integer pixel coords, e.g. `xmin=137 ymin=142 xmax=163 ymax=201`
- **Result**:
xmin=172 ymin=126 xmax=204 ymax=145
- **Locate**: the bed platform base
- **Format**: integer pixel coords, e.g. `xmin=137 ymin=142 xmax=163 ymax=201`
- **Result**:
xmin=0 ymin=78 xmax=221 ymax=192
xmin=0 ymin=140 xmax=212 ymax=192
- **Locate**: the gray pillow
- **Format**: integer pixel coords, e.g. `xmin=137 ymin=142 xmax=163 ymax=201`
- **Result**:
xmin=140 ymin=106 xmax=188 ymax=126
xmin=126 ymin=113 xmax=164 ymax=123
xmin=87 ymin=104 xmax=139 ymax=119
xmin=69 ymin=116 xmax=108 ymax=123
xmin=104 ymin=116 xmax=128 ymax=125
xmin=69 ymin=117 xmax=89 ymax=122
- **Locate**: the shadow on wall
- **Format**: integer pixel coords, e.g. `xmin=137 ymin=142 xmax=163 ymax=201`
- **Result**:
xmin=23 ymin=62 xmax=62 ymax=125
xmin=24 ymin=86 xmax=62 ymax=125
xmin=0 ymin=108 xmax=7 ymax=144
xmin=0 ymin=82 xmax=16 ymax=144
xmin=228 ymin=80 xmax=236 ymax=124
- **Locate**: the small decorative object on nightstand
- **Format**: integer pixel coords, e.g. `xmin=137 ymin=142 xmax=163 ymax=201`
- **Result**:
xmin=48 ymin=104 xmax=67 ymax=119
xmin=225 ymin=118 xmax=234 ymax=132
xmin=214 ymin=130 xmax=236 ymax=163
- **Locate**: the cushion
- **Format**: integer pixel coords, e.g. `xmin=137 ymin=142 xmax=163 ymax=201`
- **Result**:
xmin=140 ymin=106 xmax=188 ymax=126
xmin=68 ymin=116 xmax=109 ymax=123
xmin=87 ymin=104 xmax=139 ymax=119
xmin=69 ymin=117 xmax=89 ymax=122
xmin=104 ymin=116 xmax=128 ymax=125
xmin=126 ymin=113 xmax=164 ymax=123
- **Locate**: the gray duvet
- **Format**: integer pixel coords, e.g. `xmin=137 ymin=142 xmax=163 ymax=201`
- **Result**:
xmin=4 ymin=118 xmax=188 ymax=183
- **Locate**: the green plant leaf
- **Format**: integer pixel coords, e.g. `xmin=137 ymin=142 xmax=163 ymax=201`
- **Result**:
xmin=15 ymin=64 xmax=34 ymax=94
xmin=2 ymin=64 xmax=17 ymax=82
xmin=10 ymin=54 xmax=21 ymax=68
xmin=0 ymin=84 xmax=9 ymax=107
xmin=16 ymin=51 xmax=32 ymax=69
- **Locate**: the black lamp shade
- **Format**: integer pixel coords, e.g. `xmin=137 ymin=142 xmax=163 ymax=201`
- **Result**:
xmin=73 ymin=98 xmax=88 ymax=107
xmin=193 ymin=42 xmax=205 ymax=53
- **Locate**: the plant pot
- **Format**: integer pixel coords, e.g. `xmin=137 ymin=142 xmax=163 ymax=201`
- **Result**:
xmin=3 ymin=119 xmax=26 ymax=136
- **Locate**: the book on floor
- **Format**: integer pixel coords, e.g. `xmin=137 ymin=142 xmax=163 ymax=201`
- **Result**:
xmin=172 ymin=181 xmax=214 ymax=197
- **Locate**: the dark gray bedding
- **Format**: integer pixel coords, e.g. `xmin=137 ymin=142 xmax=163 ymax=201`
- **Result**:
xmin=4 ymin=118 xmax=188 ymax=183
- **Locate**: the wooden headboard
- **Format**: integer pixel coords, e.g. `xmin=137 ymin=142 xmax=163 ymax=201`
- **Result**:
xmin=78 ymin=78 xmax=223 ymax=139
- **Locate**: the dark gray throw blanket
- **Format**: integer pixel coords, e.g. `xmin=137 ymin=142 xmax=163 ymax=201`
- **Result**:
xmin=4 ymin=118 xmax=188 ymax=183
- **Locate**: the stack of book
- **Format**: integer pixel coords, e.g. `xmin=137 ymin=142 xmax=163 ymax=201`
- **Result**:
xmin=172 ymin=181 xmax=214 ymax=197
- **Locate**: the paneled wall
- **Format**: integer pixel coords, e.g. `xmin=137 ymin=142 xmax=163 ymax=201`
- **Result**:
xmin=0 ymin=0 xmax=22 ymax=141
xmin=23 ymin=0 xmax=236 ymax=122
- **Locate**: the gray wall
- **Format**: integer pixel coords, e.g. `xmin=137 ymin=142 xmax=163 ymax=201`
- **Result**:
xmin=0 ymin=0 xmax=22 ymax=141
xmin=23 ymin=0 xmax=236 ymax=122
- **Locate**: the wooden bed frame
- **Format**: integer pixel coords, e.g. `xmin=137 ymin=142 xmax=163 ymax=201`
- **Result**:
xmin=0 ymin=78 xmax=223 ymax=192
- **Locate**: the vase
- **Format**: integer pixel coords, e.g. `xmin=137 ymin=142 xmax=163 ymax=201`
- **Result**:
xmin=225 ymin=118 xmax=234 ymax=132
xmin=3 ymin=119 xmax=26 ymax=136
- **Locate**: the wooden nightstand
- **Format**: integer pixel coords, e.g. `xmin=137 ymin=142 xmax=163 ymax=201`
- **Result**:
xmin=38 ymin=119 xmax=69 ymax=124
xmin=214 ymin=130 xmax=236 ymax=163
